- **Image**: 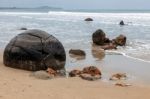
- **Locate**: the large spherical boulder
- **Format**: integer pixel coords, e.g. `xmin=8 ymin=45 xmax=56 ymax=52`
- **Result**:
xmin=3 ymin=29 xmax=66 ymax=71
xmin=92 ymin=29 xmax=106 ymax=45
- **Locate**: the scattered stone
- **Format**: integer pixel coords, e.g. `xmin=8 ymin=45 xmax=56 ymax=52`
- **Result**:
xmin=84 ymin=18 xmax=93 ymax=21
xmin=19 ymin=27 xmax=27 ymax=30
xmin=69 ymin=70 xmax=82 ymax=77
xmin=46 ymin=68 xmax=57 ymax=76
xmin=82 ymin=66 xmax=101 ymax=76
xmin=115 ymin=82 xmax=131 ymax=87
xmin=80 ymin=74 xmax=101 ymax=81
xmin=31 ymin=70 xmax=54 ymax=80
xmin=92 ymin=29 xmax=106 ymax=45
xmin=110 ymin=73 xmax=127 ymax=81
xmin=69 ymin=49 xmax=86 ymax=56
xmin=114 ymin=34 xmax=127 ymax=46
xmin=119 ymin=20 xmax=125 ymax=25
xmin=3 ymin=29 xmax=66 ymax=71
xmin=56 ymin=69 xmax=66 ymax=77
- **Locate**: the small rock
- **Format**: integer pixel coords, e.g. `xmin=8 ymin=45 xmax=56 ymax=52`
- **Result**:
xmin=31 ymin=70 xmax=54 ymax=80
xmin=69 ymin=70 xmax=82 ymax=77
xmin=80 ymin=74 xmax=101 ymax=81
xmin=115 ymin=82 xmax=131 ymax=87
xmin=69 ymin=49 xmax=86 ymax=56
xmin=92 ymin=29 xmax=106 ymax=45
xmin=82 ymin=66 xmax=101 ymax=76
xmin=46 ymin=68 xmax=57 ymax=76
xmin=114 ymin=34 xmax=127 ymax=46
xmin=19 ymin=27 xmax=27 ymax=30
xmin=119 ymin=20 xmax=125 ymax=25
xmin=110 ymin=73 xmax=127 ymax=81
xmin=84 ymin=18 xmax=93 ymax=21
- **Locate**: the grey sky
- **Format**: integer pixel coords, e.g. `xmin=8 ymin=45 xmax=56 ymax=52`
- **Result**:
xmin=0 ymin=0 xmax=150 ymax=9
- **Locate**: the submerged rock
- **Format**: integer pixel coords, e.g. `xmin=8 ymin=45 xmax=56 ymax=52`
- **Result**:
xmin=69 ymin=49 xmax=86 ymax=56
xmin=84 ymin=18 xmax=93 ymax=21
xmin=110 ymin=73 xmax=127 ymax=81
xmin=3 ymin=29 xmax=66 ymax=71
xmin=92 ymin=29 xmax=106 ymax=45
xmin=19 ymin=27 xmax=27 ymax=30
xmin=114 ymin=34 xmax=126 ymax=46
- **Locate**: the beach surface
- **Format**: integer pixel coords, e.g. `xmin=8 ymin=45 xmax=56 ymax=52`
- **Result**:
xmin=0 ymin=51 xmax=150 ymax=99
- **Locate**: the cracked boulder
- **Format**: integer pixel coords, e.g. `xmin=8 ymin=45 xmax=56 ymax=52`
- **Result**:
xmin=3 ymin=29 xmax=66 ymax=71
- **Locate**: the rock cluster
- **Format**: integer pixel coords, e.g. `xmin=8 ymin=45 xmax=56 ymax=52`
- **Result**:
xmin=69 ymin=66 xmax=101 ymax=81
xmin=92 ymin=29 xmax=126 ymax=50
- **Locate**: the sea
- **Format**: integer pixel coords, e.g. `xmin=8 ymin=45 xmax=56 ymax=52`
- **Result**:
xmin=0 ymin=8 xmax=150 ymax=83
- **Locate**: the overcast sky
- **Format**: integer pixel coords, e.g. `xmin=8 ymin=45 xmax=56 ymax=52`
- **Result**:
xmin=0 ymin=0 xmax=150 ymax=9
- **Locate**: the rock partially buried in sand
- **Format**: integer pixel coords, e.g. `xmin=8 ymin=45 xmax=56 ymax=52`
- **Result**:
xmin=80 ymin=74 xmax=101 ymax=81
xmin=115 ymin=82 xmax=131 ymax=87
xmin=3 ymin=29 xmax=66 ymax=71
xmin=110 ymin=73 xmax=127 ymax=81
xmin=69 ymin=70 xmax=82 ymax=77
xmin=84 ymin=18 xmax=93 ymax=21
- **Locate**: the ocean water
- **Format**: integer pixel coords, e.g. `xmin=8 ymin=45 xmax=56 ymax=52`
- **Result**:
xmin=0 ymin=9 xmax=150 ymax=62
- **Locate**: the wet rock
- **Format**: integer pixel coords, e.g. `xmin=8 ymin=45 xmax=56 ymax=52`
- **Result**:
xmin=3 ymin=29 xmax=66 ymax=71
xmin=80 ymin=74 xmax=101 ymax=81
xmin=110 ymin=73 xmax=127 ymax=81
xmin=91 ymin=45 xmax=105 ymax=59
xmin=69 ymin=49 xmax=86 ymax=56
xmin=84 ymin=18 xmax=93 ymax=21
xmin=114 ymin=34 xmax=126 ymax=46
xmin=92 ymin=29 xmax=106 ymax=45
xmin=69 ymin=70 xmax=82 ymax=77
xmin=46 ymin=68 xmax=57 ymax=76
xmin=31 ymin=70 xmax=54 ymax=80
xmin=100 ymin=43 xmax=117 ymax=50
xmin=19 ymin=27 xmax=27 ymax=30
xmin=115 ymin=82 xmax=131 ymax=87
xmin=82 ymin=66 xmax=101 ymax=76
xmin=119 ymin=20 xmax=125 ymax=25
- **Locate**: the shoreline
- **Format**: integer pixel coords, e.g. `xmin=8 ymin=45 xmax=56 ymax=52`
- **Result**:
xmin=1 ymin=50 xmax=150 ymax=98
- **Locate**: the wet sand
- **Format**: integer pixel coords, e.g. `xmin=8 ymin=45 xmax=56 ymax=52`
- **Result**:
xmin=1 ymin=50 xmax=150 ymax=99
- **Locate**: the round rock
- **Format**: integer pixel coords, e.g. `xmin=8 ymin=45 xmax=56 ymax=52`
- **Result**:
xmin=3 ymin=29 xmax=66 ymax=71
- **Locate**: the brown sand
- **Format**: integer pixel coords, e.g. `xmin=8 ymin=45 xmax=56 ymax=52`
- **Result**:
xmin=1 ymin=52 xmax=150 ymax=99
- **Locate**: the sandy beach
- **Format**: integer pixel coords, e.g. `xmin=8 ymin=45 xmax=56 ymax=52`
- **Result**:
xmin=0 ymin=51 xmax=150 ymax=99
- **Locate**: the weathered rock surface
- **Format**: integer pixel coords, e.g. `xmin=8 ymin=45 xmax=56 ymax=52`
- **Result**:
xmin=3 ymin=29 xmax=66 ymax=71
xmin=114 ymin=35 xmax=126 ymax=46
xmin=80 ymin=74 xmax=101 ymax=81
xmin=92 ymin=29 xmax=106 ymax=45
xmin=69 ymin=70 xmax=82 ymax=77
xmin=84 ymin=18 xmax=93 ymax=21
xmin=82 ymin=66 xmax=101 ymax=76
xmin=69 ymin=49 xmax=86 ymax=56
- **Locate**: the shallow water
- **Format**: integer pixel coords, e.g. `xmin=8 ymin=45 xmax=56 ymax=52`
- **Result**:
xmin=0 ymin=10 xmax=150 ymax=83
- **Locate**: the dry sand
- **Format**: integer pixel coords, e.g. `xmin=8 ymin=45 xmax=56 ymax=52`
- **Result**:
xmin=0 ymin=52 xmax=150 ymax=99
